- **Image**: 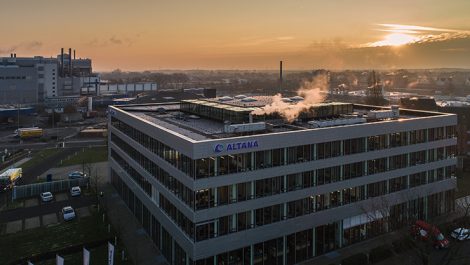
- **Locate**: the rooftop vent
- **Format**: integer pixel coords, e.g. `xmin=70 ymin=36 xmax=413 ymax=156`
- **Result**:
xmin=224 ymin=122 xmax=267 ymax=133
xmin=241 ymin=97 xmax=257 ymax=102
xmin=290 ymin=96 xmax=304 ymax=101
xmin=218 ymin=96 xmax=233 ymax=101
xmin=368 ymin=106 xmax=400 ymax=120
xmin=308 ymin=117 xmax=366 ymax=128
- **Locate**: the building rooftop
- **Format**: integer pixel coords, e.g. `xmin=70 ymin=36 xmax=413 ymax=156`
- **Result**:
xmin=116 ymin=96 xmax=450 ymax=142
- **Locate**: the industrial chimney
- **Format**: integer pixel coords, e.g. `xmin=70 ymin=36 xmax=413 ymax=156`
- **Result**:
xmin=61 ymin=48 xmax=64 ymax=76
xmin=279 ymin=60 xmax=283 ymax=93
xmin=68 ymin=48 xmax=72 ymax=75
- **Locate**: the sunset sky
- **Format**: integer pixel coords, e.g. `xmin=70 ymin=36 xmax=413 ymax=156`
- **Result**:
xmin=1 ymin=0 xmax=470 ymax=71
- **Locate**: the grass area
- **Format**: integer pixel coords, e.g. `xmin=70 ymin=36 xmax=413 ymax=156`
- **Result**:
xmin=0 ymin=209 xmax=115 ymax=264
xmin=37 ymin=244 xmax=132 ymax=265
xmin=59 ymin=147 xmax=108 ymax=167
xmin=457 ymin=170 xmax=470 ymax=198
xmin=21 ymin=148 xmax=62 ymax=170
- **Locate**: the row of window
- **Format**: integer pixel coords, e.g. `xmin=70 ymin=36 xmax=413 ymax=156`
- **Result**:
xmin=194 ymin=152 xmax=455 ymax=210
xmin=161 ymin=167 xmax=453 ymax=242
xmin=111 ymin=117 xmax=195 ymax=176
xmin=111 ymin=133 xmax=195 ymax=208
xmin=112 ymin=166 xmax=454 ymax=265
xmin=194 ymin=169 xmax=454 ymax=243
xmin=111 ymin=117 xmax=456 ymax=179
xmin=111 ymin=131 xmax=456 ymax=212
xmin=110 ymin=172 xmax=188 ymax=265
xmin=111 ymin=149 xmax=152 ymax=196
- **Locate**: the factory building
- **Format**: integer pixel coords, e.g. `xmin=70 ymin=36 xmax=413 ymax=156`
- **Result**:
xmin=108 ymin=96 xmax=457 ymax=265
xmin=0 ymin=49 xmax=99 ymax=105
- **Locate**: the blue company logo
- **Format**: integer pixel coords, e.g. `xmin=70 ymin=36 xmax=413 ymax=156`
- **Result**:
xmin=214 ymin=144 xmax=225 ymax=153
xmin=213 ymin=140 xmax=259 ymax=153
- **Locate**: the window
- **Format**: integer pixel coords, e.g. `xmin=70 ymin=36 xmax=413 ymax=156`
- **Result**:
xmin=367 ymin=158 xmax=387 ymax=175
xmin=237 ymin=182 xmax=251 ymax=202
xmin=389 ymin=154 xmax=408 ymax=170
xmin=409 ymin=172 xmax=426 ymax=188
xmin=367 ymin=135 xmax=387 ymax=151
xmin=390 ymin=132 xmax=407 ymax=147
xmin=367 ymin=181 xmax=387 ymax=197
xmin=344 ymin=138 xmax=365 ymax=154
xmin=389 ymin=176 xmax=407 ymax=192
xmin=343 ymin=162 xmax=364 ymax=179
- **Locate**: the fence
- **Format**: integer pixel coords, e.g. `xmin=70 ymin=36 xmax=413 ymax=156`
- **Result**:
xmin=12 ymin=177 xmax=90 ymax=200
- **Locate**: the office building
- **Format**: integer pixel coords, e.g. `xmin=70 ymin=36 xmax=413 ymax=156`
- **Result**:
xmin=108 ymin=96 xmax=457 ymax=265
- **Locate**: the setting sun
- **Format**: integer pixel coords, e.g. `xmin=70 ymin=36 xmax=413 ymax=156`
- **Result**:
xmin=370 ymin=33 xmax=418 ymax=47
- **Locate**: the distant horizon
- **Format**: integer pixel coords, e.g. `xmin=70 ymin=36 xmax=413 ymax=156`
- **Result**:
xmin=95 ymin=67 xmax=470 ymax=73
xmin=2 ymin=1 xmax=470 ymax=71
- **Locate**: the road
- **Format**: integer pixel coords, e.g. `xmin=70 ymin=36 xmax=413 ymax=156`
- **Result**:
xmin=0 ymin=139 xmax=106 ymax=150
xmin=0 ymin=194 xmax=95 ymax=223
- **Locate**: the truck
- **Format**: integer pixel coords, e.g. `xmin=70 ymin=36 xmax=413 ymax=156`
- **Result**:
xmin=14 ymin=127 xmax=43 ymax=139
xmin=0 ymin=168 xmax=22 ymax=191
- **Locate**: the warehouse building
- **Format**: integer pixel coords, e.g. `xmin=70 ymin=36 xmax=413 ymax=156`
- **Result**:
xmin=108 ymin=96 xmax=457 ymax=265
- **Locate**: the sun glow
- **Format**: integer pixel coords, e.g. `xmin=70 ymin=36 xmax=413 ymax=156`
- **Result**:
xmin=371 ymin=33 xmax=418 ymax=47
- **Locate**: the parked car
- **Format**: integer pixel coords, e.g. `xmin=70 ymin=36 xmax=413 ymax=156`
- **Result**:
xmin=451 ymin=228 xmax=470 ymax=241
xmin=410 ymin=220 xmax=450 ymax=249
xmin=40 ymin=192 xmax=53 ymax=202
xmin=68 ymin=171 xmax=86 ymax=179
xmin=70 ymin=186 xmax=81 ymax=197
xmin=62 ymin=206 xmax=76 ymax=221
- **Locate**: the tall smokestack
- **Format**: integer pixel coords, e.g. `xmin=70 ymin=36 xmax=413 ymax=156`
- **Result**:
xmin=61 ymin=48 xmax=64 ymax=76
xmin=279 ymin=60 xmax=283 ymax=93
xmin=73 ymin=49 xmax=76 ymax=60
xmin=68 ymin=48 xmax=72 ymax=75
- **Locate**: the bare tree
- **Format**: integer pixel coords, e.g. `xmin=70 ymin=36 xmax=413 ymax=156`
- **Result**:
xmin=455 ymin=195 xmax=470 ymax=221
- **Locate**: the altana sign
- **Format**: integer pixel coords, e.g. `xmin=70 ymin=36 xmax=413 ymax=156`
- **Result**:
xmin=214 ymin=140 xmax=259 ymax=153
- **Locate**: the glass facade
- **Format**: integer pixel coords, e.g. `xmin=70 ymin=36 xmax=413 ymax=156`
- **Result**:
xmin=109 ymin=113 xmax=457 ymax=265
xmin=111 ymin=117 xmax=456 ymax=180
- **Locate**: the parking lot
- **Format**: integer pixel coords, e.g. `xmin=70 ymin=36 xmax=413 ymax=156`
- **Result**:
xmin=0 ymin=191 xmax=94 ymax=235
xmin=0 ymin=187 xmax=133 ymax=265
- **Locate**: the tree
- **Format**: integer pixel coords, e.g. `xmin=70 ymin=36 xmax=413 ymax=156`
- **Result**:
xmin=455 ymin=195 xmax=470 ymax=222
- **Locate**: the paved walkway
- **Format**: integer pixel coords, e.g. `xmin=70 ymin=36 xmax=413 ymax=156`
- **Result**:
xmin=103 ymin=184 xmax=168 ymax=265
xmin=10 ymin=157 xmax=31 ymax=168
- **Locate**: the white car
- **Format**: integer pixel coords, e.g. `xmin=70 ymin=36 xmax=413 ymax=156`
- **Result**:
xmin=451 ymin=228 xmax=470 ymax=241
xmin=70 ymin=186 xmax=81 ymax=197
xmin=68 ymin=171 xmax=86 ymax=179
xmin=62 ymin=206 xmax=76 ymax=221
xmin=40 ymin=192 xmax=53 ymax=202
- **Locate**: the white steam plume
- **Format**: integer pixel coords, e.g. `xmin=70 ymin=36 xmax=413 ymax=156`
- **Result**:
xmin=251 ymin=74 xmax=329 ymax=122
